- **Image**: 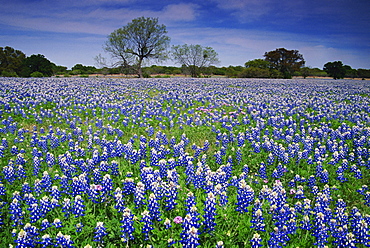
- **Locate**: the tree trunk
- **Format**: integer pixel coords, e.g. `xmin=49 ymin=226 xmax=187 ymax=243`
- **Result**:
xmin=137 ymin=57 xmax=144 ymax=78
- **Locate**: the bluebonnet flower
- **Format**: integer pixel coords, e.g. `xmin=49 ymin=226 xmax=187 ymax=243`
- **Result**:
xmin=300 ymin=214 xmax=312 ymax=231
xmin=320 ymin=169 xmax=329 ymax=184
xmin=93 ymin=169 xmax=102 ymax=185
xmin=94 ymin=222 xmax=107 ymax=245
xmin=268 ymin=226 xmax=289 ymax=247
xmin=73 ymin=195 xmax=85 ymax=218
xmin=164 ymin=218 xmax=172 ymax=229
xmin=46 ymin=152 xmax=55 ymax=167
xmin=134 ymin=181 xmax=146 ymax=209
xmin=180 ymin=213 xmax=199 ymax=248
xmin=203 ymin=192 xmax=217 ymax=234
xmin=250 ymin=199 xmax=266 ymax=232
xmin=185 ymin=227 xmax=200 ymax=248
xmin=40 ymin=171 xmax=52 ymax=191
xmin=214 ymin=150 xmax=223 ymax=165
xmin=110 ymin=160 xmax=119 ymax=176
xmin=15 ymin=229 xmax=32 ymax=248
xmin=60 ymin=175 xmax=70 ymax=194
xmin=312 ymin=212 xmax=329 ymax=247
xmin=55 ymin=232 xmax=74 ymax=248
xmin=53 ymin=218 xmax=63 ymax=228
xmin=114 ymin=192 xmax=125 ymax=213
xmin=11 ymin=145 xmax=19 ymax=155
xmin=40 ymin=234 xmax=54 ymax=247
xmin=332 ymin=225 xmax=350 ymax=247
xmin=29 ymin=203 xmax=41 ymax=223
xmin=164 ymin=181 xmax=178 ymax=211
xmin=15 ymin=153 xmax=26 ymax=166
xmin=258 ymin=163 xmax=267 ymax=180
xmin=101 ymin=174 xmax=113 ymax=201
xmin=250 ymin=233 xmax=263 ymax=248
xmin=121 ymin=208 xmax=135 ymax=242
xmin=122 ymin=178 xmax=135 ymax=196
xmin=3 ymin=164 xmax=16 ymax=184
xmin=39 ymin=196 xmax=51 ymax=218
xmin=236 ymin=179 xmax=254 ymax=213
xmin=1 ymin=137 xmax=8 ymax=148
xmin=294 ymin=185 xmax=305 ymax=199
xmin=10 ymin=198 xmax=24 ymax=226
xmin=50 ymin=185 xmax=61 ymax=202
xmin=40 ymin=219 xmax=51 ymax=231
xmin=88 ymin=184 xmax=102 ymax=203
xmin=141 ymin=210 xmax=154 ymax=240
xmin=72 ymin=222 xmax=82 ymax=233
xmin=185 ymin=192 xmax=197 ymax=212
xmin=21 ymin=182 xmax=31 ymax=196
xmin=148 ymin=193 xmax=162 ymax=222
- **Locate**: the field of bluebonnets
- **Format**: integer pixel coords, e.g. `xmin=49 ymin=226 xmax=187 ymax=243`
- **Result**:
xmin=0 ymin=77 xmax=369 ymax=248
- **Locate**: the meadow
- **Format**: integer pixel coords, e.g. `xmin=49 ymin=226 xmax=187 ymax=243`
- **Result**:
xmin=0 ymin=77 xmax=369 ymax=247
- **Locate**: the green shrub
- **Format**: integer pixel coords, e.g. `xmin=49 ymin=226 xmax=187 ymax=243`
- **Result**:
xmin=30 ymin=71 xmax=44 ymax=77
xmin=1 ymin=70 xmax=18 ymax=77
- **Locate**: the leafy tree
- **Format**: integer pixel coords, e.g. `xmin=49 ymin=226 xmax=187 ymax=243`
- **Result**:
xmin=20 ymin=54 xmax=54 ymax=77
xmin=30 ymin=71 xmax=44 ymax=77
xmin=0 ymin=46 xmax=26 ymax=77
xmin=323 ymin=61 xmax=346 ymax=79
xmin=52 ymin=65 xmax=68 ymax=75
xmin=343 ymin=65 xmax=357 ymax=78
xmin=104 ymin=17 xmax=170 ymax=78
xmin=171 ymin=44 xmax=220 ymax=77
xmin=238 ymin=67 xmax=270 ymax=78
xmin=357 ymin=69 xmax=370 ymax=79
xmin=244 ymin=59 xmax=270 ymax=69
xmin=71 ymin=64 xmax=97 ymax=74
xmin=264 ymin=48 xmax=305 ymax=79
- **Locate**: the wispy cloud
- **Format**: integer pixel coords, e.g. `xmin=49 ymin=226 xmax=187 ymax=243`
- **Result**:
xmin=0 ymin=1 xmax=200 ymax=35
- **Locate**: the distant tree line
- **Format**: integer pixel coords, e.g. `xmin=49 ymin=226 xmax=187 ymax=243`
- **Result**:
xmin=1 ymin=32 xmax=370 ymax=79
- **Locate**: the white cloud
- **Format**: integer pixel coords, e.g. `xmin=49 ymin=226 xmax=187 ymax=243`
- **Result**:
xmin=0 ymin=2 xmax=200 ymax=35
xmin=211 ymin=0 xmax=274 ymax=22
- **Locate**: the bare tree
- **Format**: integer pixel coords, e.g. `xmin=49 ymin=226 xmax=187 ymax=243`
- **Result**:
xmin=104 ymin=17 xmax=170 ymax=78
xmin=171 ymin=44 xmax=220 ymax=77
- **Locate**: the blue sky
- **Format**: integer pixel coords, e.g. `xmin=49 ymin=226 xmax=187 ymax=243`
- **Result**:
xmin=1 ymin=0 xmax=369 ymax=69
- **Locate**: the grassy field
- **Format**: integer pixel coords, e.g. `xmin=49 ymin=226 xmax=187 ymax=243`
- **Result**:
xmin=0 ymin=77 xmax=369 ymax=247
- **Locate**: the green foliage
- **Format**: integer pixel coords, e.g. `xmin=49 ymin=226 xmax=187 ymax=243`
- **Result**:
xmin=104 ymin=16 xmax=170 ymax=78
xmin=72 ymin=64 xmax=97 ymax=75
xmin=30 ymin=71 xmax=44 ymax=77
xmin=323 ymin=61 xmax=347 ymax=79
xmin=0 ymin=46 xmax=26 ymax=76
xmin=264 ymin=48 xmax=305 ymax=79
xmin=1 ymin=70 xmax=18 ymax=77
xmin=244 ymin=59 xmax=270 ymax=69
xmin=20 ymin=54 xmax=54 ymax=77
xmin=171 ymin=44 xmax=220 ymax=77
xmin=238 ymin=67 xmax=271 ymax=78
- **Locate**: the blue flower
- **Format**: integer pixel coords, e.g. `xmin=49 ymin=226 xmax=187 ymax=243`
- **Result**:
xmin=236 ymin=179 xmax=254 ymax=213
xmin=53 ymin=218 xmax=63 ymax=228
xmin=121 ymin=208 xmax=135 ymax=242
xmin=73 ymin=195 xmax=85 ymax=218
xmin=141 ymin=210 xmax=154 ymax=240
xmin=94 ymin=222 xmax=107 ymax=244
xmin=250 ymin=233 xmax=263 ymax=248
xmin=41 ymin=219 xmax=51 ymax=231
xmin=134 ymin=181 xmax=146 ymax=209
xmin=55 ymin=232 xmax=74 ymax=248
xmin=148 ymin=193 xmax=162 ymax=222
xmin=40 ymin=234 xmax=54 ymax=248
xmin=9 ymin=198 xmax=24 ymax=227
xmin=203 ymin=192 xmax=217 ymax=234
xmin=250 ymin=199 xmax=266 ymax=232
